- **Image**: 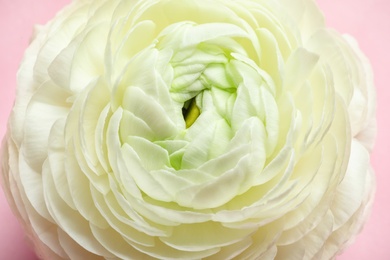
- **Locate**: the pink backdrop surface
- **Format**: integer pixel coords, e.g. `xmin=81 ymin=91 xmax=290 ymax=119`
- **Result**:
xmin=0 ymin=0 xmax=389 ymax=259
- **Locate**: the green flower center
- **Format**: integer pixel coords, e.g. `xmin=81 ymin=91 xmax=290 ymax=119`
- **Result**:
xmin=182 ymin=98 xmax=200 ymax=128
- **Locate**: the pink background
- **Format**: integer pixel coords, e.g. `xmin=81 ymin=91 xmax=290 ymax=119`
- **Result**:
xmin=0 ymin=0 xmax=389 ymax=259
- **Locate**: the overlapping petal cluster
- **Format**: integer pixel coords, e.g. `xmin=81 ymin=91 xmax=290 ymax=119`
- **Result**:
xmin=1 ymin=0 xmax=376 ymax=259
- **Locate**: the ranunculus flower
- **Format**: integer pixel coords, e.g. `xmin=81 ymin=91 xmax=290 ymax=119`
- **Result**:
xmin=1 ymin=0 xmax=376 ymax=259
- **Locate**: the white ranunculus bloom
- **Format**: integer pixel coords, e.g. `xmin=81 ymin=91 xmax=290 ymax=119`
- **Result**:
xmin=1 ymin=0 xmax=376 ymax=259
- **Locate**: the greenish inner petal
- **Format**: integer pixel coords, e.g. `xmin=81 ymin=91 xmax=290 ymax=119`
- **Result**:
xmin=168 ymin=40 xmax=243 ymax=130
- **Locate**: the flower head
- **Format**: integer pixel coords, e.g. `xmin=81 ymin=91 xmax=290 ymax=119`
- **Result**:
xmin=1 ymin=0 xmax=376 ymax=259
